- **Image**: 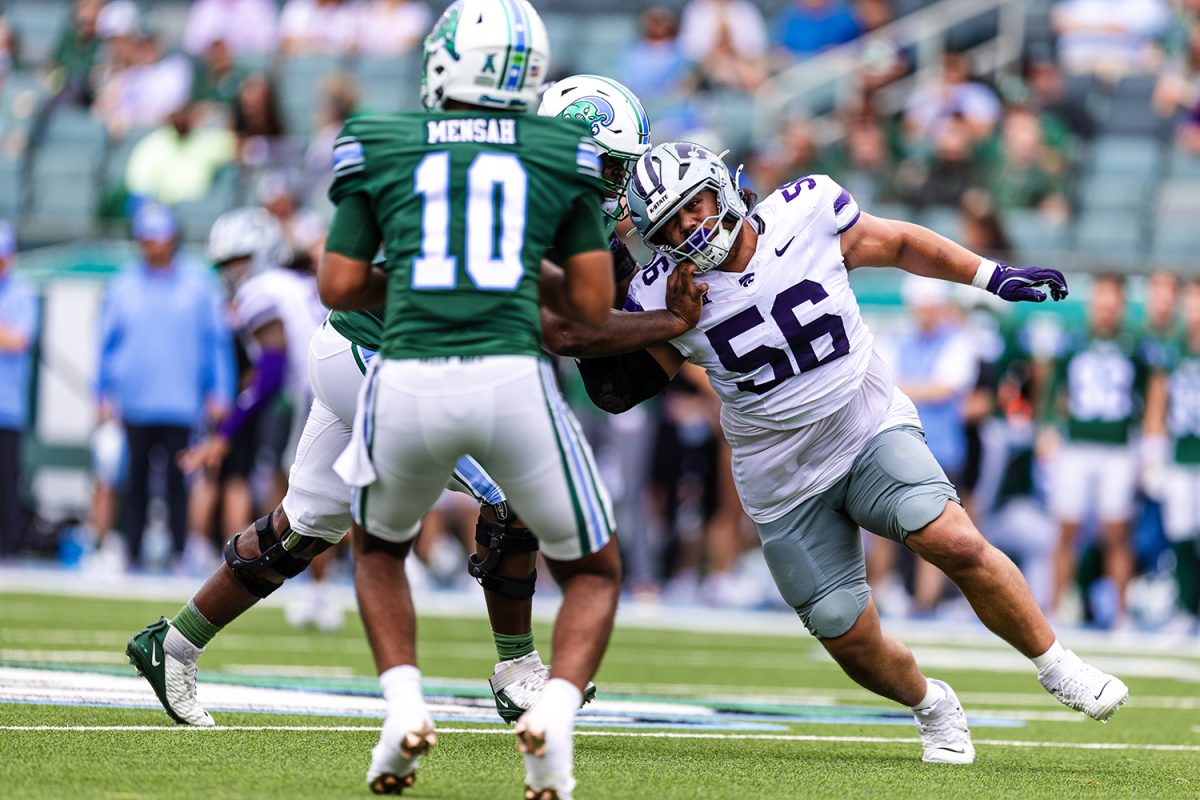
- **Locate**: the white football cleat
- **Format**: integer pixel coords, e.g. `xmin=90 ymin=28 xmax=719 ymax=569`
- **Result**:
xmin=367 ymin=712 xmax=437 ymax=795
xmin=126 ymin=618 xmax=214 ymax=727
xmin=490 ymin=651 xmax=597 ymax=724
xmin=912 ymin=679 xmax=975 ymax=764
xmin=1038 ymin=649 xmax=1129 ymax=722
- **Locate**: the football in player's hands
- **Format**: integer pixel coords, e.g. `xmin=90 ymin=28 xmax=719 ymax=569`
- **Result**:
xmin=987 ymin=263 xmax=1069 ymax=303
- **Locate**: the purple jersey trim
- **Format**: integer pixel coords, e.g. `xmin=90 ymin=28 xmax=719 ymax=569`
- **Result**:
xmin=836 ymin=209 xmax=861 ymax=234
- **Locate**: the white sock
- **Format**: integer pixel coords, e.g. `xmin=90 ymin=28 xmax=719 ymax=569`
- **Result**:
xmin=1031 ymin=640 xmax=1065 ymax=671
xmin=379 ymin=664 xmax=424 ymax=714
xmin=911 ymin=678 xmax=946 ymax=711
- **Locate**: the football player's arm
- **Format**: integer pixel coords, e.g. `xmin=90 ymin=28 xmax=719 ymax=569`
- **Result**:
xmin=1143 ymin=371 xmax=1168 ymax=437
xmin=543 ymin=263 xmax=709 ymax=358
xmin=318 ymin=193 xmax=387 ymax=310
xmin=841 ymin=213 xmax=1067 ymax=302
xmin=543 ymin=194 xmax=615 ymax=328
xmin=578 ymin=343 xmax=685 ymax=414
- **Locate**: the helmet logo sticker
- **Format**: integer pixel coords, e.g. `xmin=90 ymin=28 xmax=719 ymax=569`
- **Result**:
xmin=561 ymin=96 xmax=616 ymax=137
xmin=426 ymin=2 xmax=461 ymax=59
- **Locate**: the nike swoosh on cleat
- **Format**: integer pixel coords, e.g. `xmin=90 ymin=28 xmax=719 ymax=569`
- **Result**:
xmin=938 ymin=748 xmax=966 ymax=754
xmin=775 ymin=237 xmax=795 ymax=257
xmin=1094 ymin=679 xmax=1112 ymax=700
xmin=151 ymin=642 xmax=161 ymax=667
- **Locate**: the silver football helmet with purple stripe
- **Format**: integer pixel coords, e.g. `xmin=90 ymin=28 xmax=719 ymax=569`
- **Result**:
xmin=626 ymin=142 xmax=747 ymax=272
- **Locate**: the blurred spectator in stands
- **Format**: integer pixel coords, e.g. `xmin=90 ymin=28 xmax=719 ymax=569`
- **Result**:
xmin=258 ymin=172 xmax=325 ymax=268
xmin=0 ymin=14 xmax=15 ymax=81
xmin=1022 ymin=55 xmax=1096 ymax=142
xmin=958 ymin=188 xmax=1015 ymax=262
xmin=190 ymin=39 xmax=245 ymax=120
xmin=1154 ymin=11 xmax=1200 ymax=117
xmin=358 ymin=0 xmax=431 ymax=56
xmin=1181 ymin=100 xmax=1200 ymax=154
xmin=615 ymin=6 xmax=698 ymax=138
xmin=125 ymin=101 xmax=236 ymax=205
xmin=898 ymin=117 xmax=978 ymax=208
xmin=0 ymin=221 xmax=37 ymax=561
xmin=96 ymin=205 xmax=234 ymax=570
xmin=183 ymin=0 xmax=279 ymax=58
xmin=873 ymin=276 xmax=978 ymax=615
xmin=279 ymin=0 xmax=363 ymax=57
xmin=304 ymin=72 xmax=360 ymax=201
xmin=981 ymin=106 xmax=1071 ymax=222
xmin=232 ymin=72 xmax=294 ymax=173
xmin=680 ymin=0 xmax=768 ymax=91
xmin=773 ymin=0 xmax=861 ymax=61
xmin=93 ymin=24 xmax=193 ymax=137
xmin=1052 ymin=0 xmax=1170 ymax=79
xmin=903 ymin=48 xmax=1002 ymax=151
xmin=44 ymin=0 xmax=102 ymax=107
xmin=836 ymin=113 xmax=896 ymax=207
xmin=748 ymin=116 xmax=829 ymax=197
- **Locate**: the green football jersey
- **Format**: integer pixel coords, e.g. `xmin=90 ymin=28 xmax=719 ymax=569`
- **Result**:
xmin=1049 ymin=330 xmax=1148 ymax=445
xmin=328 ymin=306 xmax=385 ymax=352
xmin=329 ymin=111 xmax=608 ymax=360
xmin=1164 ymin=339 xmax=1200 ymax=465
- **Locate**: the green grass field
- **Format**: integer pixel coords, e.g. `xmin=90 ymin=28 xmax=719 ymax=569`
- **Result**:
xmin=2 ymin=586 xmax=1198 ymax=799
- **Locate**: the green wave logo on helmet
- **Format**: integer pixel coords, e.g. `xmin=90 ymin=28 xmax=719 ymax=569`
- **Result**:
xmin=561 ymin=96 xmax=615 ymax=138
xmin=425 ymin=1 xmax=461 ymax=59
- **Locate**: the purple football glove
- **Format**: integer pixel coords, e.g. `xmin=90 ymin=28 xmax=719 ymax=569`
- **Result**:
xmin=986 ymin=263 xmax=1069 ymax=303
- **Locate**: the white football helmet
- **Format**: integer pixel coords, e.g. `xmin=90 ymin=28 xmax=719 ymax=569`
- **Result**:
xmin=627 ymin=142 xmax=748 ymax=272
xmin=538 ymin=74 xmax=650 ymax=204
xmin=207 ymin=207 xmax=285 ymax=291
xmin=421 ymin=0 xmax=550 ymax=112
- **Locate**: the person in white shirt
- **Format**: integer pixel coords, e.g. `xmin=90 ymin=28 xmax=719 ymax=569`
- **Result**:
xmin=1053 ymin=0 xmax=1170 ymax=77
xmin=357 ymin=0 xmax=431 ymax=56
xmin=183 ymin=0 xmax=279 ymax=57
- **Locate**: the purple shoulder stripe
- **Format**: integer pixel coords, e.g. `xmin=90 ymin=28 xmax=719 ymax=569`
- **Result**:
xmin=833 ymin=189 xmax=853 ymax=216
xmin=623 ymin=297 xmax=645 ymax=313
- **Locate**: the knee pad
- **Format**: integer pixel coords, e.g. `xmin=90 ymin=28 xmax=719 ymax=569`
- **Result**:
xmin=224 ymin=513 xmax=333 ymax=598
xmin=802 ymin=587 xmax=868 ymax=639
xmin=468 ymin=510 xmax=539 ymax=600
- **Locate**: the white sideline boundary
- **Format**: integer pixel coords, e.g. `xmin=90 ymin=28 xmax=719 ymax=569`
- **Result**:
xmin=1 ymin=726 xmax=1198 ymax=753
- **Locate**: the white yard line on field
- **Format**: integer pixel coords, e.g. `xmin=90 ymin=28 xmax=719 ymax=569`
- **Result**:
xmin=1 ymin=726 xmax=1198 ymax=753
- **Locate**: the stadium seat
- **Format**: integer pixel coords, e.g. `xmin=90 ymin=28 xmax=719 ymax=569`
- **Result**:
xmin=917 ymin=206 xmax=962 ymax=240
xmin=354 ymin=55 xmax=420 ymax=114
xmin=1156 ymin=178 xmax=1200 ymax=217
xmin=175 ymin=169 xmax=238 ymax=243
xmin=1003 ymin=208 xmax=1069 ymax=260
xmin=0 ymin=155 xmax=22 ymax=220
xmin=1167 ymin=150 xmax=1200 ymax=179
xmin=5 ymin=0 xmax=66 ymax=67
xmin=570 ymin=15 xmax=639 ymax=77
xmin=24 ymin=150 xmax=100 ymax=241
xmin=1072 ymin=211 xmax=1145 ymax=262
xmin=276 ymin=55 xmax=350 ymax=137
xmin=39 ymin=107 xmax=106 ymax=157
xmin=1088 ymin=135 xmax=1163 ymax=177
xmin=1075 ymin=173 xmax=1154 ymax=214
xmin=1149 ymin=223 xmax=1195 ymax=265
xmin=1098 ymin=95 xmax=1173 ymax=138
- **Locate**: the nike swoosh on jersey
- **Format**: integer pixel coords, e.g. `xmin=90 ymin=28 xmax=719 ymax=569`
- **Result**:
xmin=774 ymin=237 xmax=796 ymax=257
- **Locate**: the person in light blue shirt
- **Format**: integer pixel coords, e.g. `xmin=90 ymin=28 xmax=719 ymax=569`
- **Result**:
xmin=0 ymin=221 xmax=38 ymax=558
xmin=96 ymin=204 xmax=235 ymax=568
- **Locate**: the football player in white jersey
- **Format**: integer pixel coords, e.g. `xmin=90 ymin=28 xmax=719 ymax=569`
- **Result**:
xmin=562 ymin=142 xmax=1128 ymax=764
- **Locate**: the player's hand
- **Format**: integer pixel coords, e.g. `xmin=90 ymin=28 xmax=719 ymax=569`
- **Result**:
xmin=666 ymin=262 xmax=708 ymax=330
xmin=986 ymin=263 xmax=1069 ymax=303
xmin=178 ymin=435 xmax=230 ymax=474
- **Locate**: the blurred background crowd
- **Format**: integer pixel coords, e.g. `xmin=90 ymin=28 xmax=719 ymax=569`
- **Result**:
xmin=1 ymin=0 xmax=1199 ymax=635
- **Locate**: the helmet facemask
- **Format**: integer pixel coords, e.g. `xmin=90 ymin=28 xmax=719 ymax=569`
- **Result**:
xmin=642 ymin=181 xmax=744 ymax=273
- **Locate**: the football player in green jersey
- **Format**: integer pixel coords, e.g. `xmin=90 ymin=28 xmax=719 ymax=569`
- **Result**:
xmin=316 ymin=2 xmax=623 ymax=796
xmin=1143 ymin=279 xmax=1200 ymax=633
xmin=1044 ymin=275 xmax=1149 ymax=625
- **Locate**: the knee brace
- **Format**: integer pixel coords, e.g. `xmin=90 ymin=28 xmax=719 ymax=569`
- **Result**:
xmin=224 ymin=513 xmax=333 ymax=598
xmin=467 ymin=507 xmax=540 ymax=600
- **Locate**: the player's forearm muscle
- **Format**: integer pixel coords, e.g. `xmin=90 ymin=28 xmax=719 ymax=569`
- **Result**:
xmin=542 ymin=308 xmax=691 ymax=358
xmin=318 ymin=251 xmax=388 ymax=310
xmin=557 ymin=249 xmax=614 ymax=328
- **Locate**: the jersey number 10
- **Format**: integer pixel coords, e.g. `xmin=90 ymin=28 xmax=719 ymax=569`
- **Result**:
xmin=412 ymin=151 xmax=527 ymax=291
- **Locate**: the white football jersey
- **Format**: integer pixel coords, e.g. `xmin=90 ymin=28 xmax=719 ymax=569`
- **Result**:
xmin=233 ymin=268 xmax=325 ymax=402
xmin=625 ymin=175 xmax=920 ymax=522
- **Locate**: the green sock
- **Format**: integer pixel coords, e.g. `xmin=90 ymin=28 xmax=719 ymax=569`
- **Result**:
xmin=493 ymin=630 xmax=535 ymax=662
xmin=172 ymin=600 xmax=222 ymax=649
xmin=1173 ymin=540 xmax=1200 ymax=615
